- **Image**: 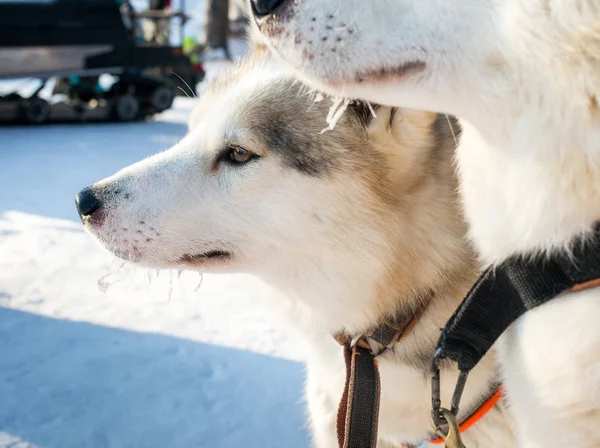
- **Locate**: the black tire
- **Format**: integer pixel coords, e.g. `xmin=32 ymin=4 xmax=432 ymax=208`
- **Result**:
xmin=22 ymin=97 xmax=50 ymax=124
xmin=114 ymin=95 xmax=140 ymax=122
xmin=150 ymin=85 xmax=175 ymax=112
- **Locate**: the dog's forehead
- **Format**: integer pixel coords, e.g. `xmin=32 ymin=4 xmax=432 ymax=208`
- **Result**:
xmin=188 ymin=57 xmax=291 ymax=136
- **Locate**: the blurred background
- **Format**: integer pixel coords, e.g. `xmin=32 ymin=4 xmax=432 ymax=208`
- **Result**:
xmin=0 ymin=1 xmax=309 ymax=447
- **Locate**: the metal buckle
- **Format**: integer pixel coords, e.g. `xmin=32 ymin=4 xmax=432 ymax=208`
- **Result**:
xmin=350 ymin=335 xmax=389 ymax=357
xmin=431 ymin=408 xmax=467 ymax=448
xmin=430 ymin=349 xmax=469 ymax=436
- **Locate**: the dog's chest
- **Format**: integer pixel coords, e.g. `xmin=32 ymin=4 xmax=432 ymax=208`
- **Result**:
xmin=455 ymin=120 xmax=600 ymax=264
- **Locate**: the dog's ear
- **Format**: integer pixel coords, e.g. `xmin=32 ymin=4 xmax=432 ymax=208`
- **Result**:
xmin=349 ymin=102 xmax=441 ymax=143
xmin=346 ymin=101 xmax=381 ymax=129
xmin=367 ymin=107 xmax=459 ymax=190
xmin=367 ymin=106 xmax=440 ymax=146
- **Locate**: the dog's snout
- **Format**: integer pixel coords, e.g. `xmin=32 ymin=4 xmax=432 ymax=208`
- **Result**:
xmin=250 ymin=0 xmax=286 ymax=17
xmin=75 ymin=186 xmax=102 ymax=217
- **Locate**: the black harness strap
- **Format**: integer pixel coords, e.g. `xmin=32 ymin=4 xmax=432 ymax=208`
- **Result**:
xmin=436 ymin=223 xmax=600 ymax=373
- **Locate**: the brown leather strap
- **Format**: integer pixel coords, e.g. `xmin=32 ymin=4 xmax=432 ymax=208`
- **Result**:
xmin=337 ymin=343 xmax=381 ymax=448
xmin=333 ymin=298 xmax=431 ymax=448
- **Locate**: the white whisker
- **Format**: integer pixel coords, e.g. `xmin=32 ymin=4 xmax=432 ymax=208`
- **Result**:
xmin=176 ymin=86 xmax=191 ymax=99
xmin=170 ymin=71 xmax=197 ymax=99
xmin=367 ymin=101 xmax=378 ymax=119
xmin=445 ymin=114 xmax=459 ymax=147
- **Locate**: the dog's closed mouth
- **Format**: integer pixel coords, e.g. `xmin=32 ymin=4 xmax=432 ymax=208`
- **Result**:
xmin=357 ymin=61 xmax=426 ymax=83
xmin=326 ymin=61 xmax=426 ymax=86
xmin=178 ymin=250 xmax=233 ymax=263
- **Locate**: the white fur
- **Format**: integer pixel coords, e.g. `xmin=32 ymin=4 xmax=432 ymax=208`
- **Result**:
xmin=79 ymin=55 xmax=516 ymax=447
xmin=251 ymin=0 xmax=600 ymax=446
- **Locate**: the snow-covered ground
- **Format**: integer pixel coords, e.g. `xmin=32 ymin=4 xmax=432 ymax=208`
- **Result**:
xmin=0 ymin=57 xmax=310 ymax=447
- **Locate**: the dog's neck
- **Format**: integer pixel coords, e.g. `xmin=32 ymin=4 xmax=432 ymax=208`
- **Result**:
xmin=453 ymin=63 xmax=600 ymax=263
xmin=260 ymin=250 xmax=399 ymax=333
xmin=255 ymin=215 xmax=476 ymax=340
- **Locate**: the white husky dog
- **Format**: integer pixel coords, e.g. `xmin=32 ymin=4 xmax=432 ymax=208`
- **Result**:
xmin=249 ymin=1 xmax=600 ymax=447
xmin=75 ymin=48 xmax=515 ymax=447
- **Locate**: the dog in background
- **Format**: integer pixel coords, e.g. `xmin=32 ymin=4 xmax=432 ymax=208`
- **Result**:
xmin=75 ymin=46 xmax=515 ymax=447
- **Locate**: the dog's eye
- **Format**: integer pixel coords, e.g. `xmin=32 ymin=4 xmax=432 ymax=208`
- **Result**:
xmin=226 ymin=147 xmax=256 ymax=164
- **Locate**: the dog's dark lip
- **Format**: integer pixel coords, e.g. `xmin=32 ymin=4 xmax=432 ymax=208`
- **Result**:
xmin=324 ymin=61 xmax=427 ymax=87
xmin=113 ymin=249 xmax=141 ymax=263
xmin=80 ymin=209 xmax=106 ymax=228
xmin=178 ymin=250 xmax=233 ymax=263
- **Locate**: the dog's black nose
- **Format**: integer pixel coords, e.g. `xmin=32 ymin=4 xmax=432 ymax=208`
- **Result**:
xmin=250 ymin=0 xmax=286 ymax=16
xmin=75 ymin=187 xmax=102 ymax=217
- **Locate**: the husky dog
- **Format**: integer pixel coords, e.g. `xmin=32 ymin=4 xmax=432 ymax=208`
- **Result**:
xmin=75 ymin=47 xmax=515 ymax=447
xmin=249 ymin=1 xmax=600 ymax=446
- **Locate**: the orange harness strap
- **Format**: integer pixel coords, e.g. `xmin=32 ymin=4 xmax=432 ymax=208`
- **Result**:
xmin=429 ymin=386 xmax=505 ymax=445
